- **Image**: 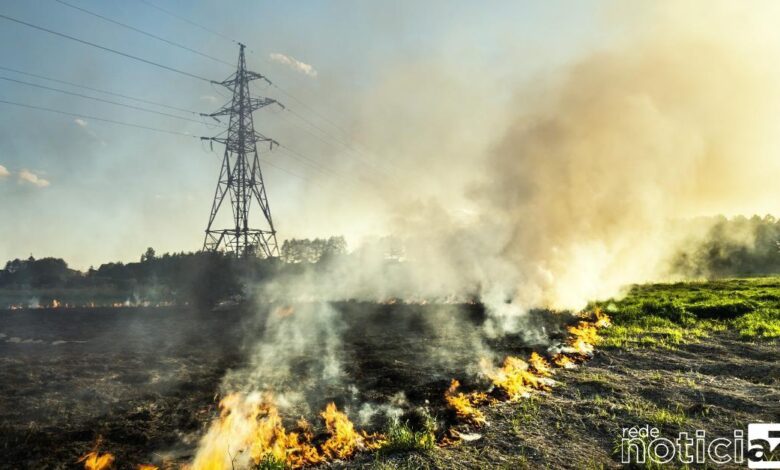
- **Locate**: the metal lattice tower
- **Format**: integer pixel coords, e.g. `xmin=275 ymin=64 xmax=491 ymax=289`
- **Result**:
xmin=202 ymin=44 xmax=282 ymax=258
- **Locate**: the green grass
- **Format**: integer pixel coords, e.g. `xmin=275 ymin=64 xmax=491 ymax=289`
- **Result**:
xmin=511 ymin=397 xmax=541 ymax=433
xmin=377 ymin=417 xmax=436 ymax=456
xmin=253 ymin=454 xmax=286 ymax=470
xmin=593 ymin=277 xmax=780 ymax=348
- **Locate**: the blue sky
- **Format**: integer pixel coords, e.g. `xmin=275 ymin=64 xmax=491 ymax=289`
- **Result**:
xmin=0 ymin=0 xmax=616 ymax=269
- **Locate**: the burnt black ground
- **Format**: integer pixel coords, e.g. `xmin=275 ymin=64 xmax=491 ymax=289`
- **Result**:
xmin=0 ymin=307 xmax=247 ymax=469
xmin=0 ymin=303 xmax=554 ymax=469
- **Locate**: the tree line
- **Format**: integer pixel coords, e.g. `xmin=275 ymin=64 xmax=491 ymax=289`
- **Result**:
xmin=0 ymin=237 xmax=347 ymax=307
xmin=1 ymin=219 xmax=778 ymax=307
xmin=669 ymin=215 xmax=780 ymax=277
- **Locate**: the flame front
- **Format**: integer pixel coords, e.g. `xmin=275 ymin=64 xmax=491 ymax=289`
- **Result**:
xmin=567 ymin=321 xmax=600 ymax=356
xmin=320 ymin=402 xmax=384 ymax=459
xmin=482 ymin=356 xmax=551 ymax=399
xmin=444 ymin=379 xmax=488 ymax=426
xmin=594 ymin=308 xmax=612 ymax=328
xmin=190 ymin=392 xmax=321 ymax=469
xmin=190 ymin=393 xmax=382 ymax=469
xmin=528 ymin=352 xmax=552 ymax=377
xmin=552 ymin=354 xmax=576 ymax=368
xmin=445 ymin=310 xmax=612 ymax=433
xmin=78 ymin=450 xmax=114 ymax=470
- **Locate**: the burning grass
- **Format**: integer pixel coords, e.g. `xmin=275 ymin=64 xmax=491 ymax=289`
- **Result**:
xmin=443 ymin=309 xmax=612 ymax=438
xmin=188 ymin=393 xmax=383 ymax=469
xmin=77 ymin=449 xmax=115 ymax=470
xmin=444 ymin=379 xmax=488 ymax=426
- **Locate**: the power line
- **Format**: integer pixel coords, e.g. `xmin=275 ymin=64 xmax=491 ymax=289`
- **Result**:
xmin=19 ymin=3 xmax=341 ymax=181
xmin=0 ymin=75 xmax=220 ymax=126
xmin=0 ymin=98 xmax=197 ymax=137
xmin=270 ymin=83 xmax=352 ymax=141
xmin=272 ymin=109 xmax=384 ymax=181
xmin=138 ymin=0 xmax=238 ymax=45
xmin=277 ymin=144 xmax=341 ymax=178
xmin=0 ymin=12 xmax=213 ymax=83
xmin=52 ymin=0 xmax=235 ymax=68
xmin=2 ymin=4 xmax=371 ymax=189
xmin=281 ymin=106 xmax=398 ymax=180
xmin=0 ymin=97 xmax=316 ymax=184
xmin=129 ymin=1 xmax=393 ymax=177
xmin=0 ymin=65 xmax=203 ymax=115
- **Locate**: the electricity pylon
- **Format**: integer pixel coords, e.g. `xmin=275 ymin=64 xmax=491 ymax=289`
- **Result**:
xmin=201 ymin=43 xmax=282 ymax=258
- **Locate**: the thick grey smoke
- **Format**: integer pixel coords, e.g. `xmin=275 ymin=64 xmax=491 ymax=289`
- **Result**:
xmin=337 ymin=3 xmax=780 ymax=331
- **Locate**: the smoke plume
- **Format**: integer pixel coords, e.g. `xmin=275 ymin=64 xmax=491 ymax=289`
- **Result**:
xmin=344 ymin=1 xmax=780 ymax=329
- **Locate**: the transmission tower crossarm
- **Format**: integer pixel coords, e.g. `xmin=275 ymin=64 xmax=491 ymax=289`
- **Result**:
xmin=203 ymin=97 xmax=282 ymax=118
xmin=212 ymin=70 xmax=271 ymax=88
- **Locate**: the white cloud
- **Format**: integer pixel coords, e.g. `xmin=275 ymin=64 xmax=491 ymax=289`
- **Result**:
xmin=18 ymin=169 xmax=50 ymax=188
xmin=200 ymin=95 xmax=219 ymax=103
xmin=0 ymin=165 xmax=9 ymax=178
xmin=74 ymin=118 xmax=88 ymax=127
xmin=269 ymin=52 xmax=318 ymax=77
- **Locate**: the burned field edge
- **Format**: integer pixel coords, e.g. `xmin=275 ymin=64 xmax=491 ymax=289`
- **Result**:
xmin=352 ymin=277 xmax=779 ymax=469
xmin=0 ymin=301 xmax=577 ymax=469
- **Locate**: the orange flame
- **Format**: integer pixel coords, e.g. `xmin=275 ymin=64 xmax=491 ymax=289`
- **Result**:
xmin=528 ymin=352 xmax=552 ymax=377
xmin=567 ymin=321 xmax=600 ymax=356
xmin=191 ymin=393 xmax=381 ymax=469
xmin=594 ymin=309 xmax=612 ymax=328
xmin=78 ymin=450 xmax=115 ymax=470
xmin=482 ymin=356 xmax=550 ymax=400
xmin=136 ymin=465 xmax=158 ymax=470
xmin=444 ymin=379 xmax=487 ymax=426
xmin=320 ymin=402 xmax=384 ymax=459
xmin=552 ymin=353 xmax=576 ymax=368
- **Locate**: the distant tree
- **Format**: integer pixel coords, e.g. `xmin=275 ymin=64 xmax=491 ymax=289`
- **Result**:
xmin=320 ymin=236 xmax=347 ymax=262
xmin=141 ymin=247 xmax=156 ymax=262
xmin=0 ymin=256 xmax=75 ymax=287
xmin=281 ymin=236 xmax=347 ymax=264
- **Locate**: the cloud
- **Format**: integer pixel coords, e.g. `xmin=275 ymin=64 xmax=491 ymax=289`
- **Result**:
xmin=72 ymin=118 xmax=106 ymax=145
xmin=18 ymin=169 xmax=50 ymax=188
xmin=269 ymin=53 xmax=318 ymax=77
xmin=0 ymin=165 xmax=9 ymax=178
xmin=200 ymin=95 xmax=219 ymax=104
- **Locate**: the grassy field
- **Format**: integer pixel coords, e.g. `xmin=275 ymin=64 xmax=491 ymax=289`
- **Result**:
xmin=592 ymin=276 xmax=780 ymax=349
xmin=354 ymin=277 xmax=780 ymax=469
